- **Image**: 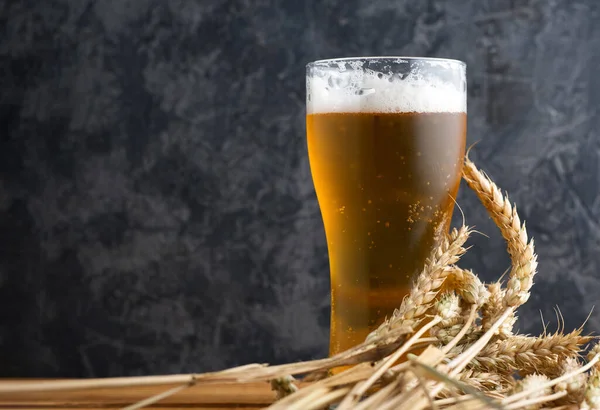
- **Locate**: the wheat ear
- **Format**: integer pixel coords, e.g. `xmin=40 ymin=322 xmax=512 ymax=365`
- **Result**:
xmin=472 ymin=329 xmax=593 ymax=375
xmin=462 ymin=157 xmax=538 ymax=310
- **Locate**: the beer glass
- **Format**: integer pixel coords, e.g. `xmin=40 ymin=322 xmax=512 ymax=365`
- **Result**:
xmin=306 ymin=57 xmax=467 ymax=356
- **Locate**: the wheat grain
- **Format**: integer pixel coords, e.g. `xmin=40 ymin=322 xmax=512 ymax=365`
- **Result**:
xmin=431 ymin=292 xmax=463 ymax=345
xmin=435 ymin=292 xmax=462 ymax=327
xmin=481 ymin=281 xmax=517 ymax=340
xmin=435 ymin=323 xmax=465 ymax=345
xmin=270 ymin=375 xmax=298 ymax=399
xmin=581 ymin=369 xmax=600 ymax=409
xmin=459 ymin=369 xmax=513 ymax=392
xmin=553 ymin=357 xmax=586 ymax=404
xmin=482 ymin=282 xmax=504 ymax=325
xmin=511 ymin=374 xmax=552 ymax=410
xmin=446 ymin=266 xmax=490 ymax=307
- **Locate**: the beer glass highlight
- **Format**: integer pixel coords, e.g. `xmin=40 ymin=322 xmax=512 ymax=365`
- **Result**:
xmin=306 ymin=57 xmax=467 ymax=356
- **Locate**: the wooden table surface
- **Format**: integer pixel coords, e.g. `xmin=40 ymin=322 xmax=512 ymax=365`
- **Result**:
xmin=0 ymin=380 xmax=283 ymax=409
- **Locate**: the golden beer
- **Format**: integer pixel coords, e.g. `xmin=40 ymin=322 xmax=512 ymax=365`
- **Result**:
xmin=306 ymin=58 xmax=467 ymax=356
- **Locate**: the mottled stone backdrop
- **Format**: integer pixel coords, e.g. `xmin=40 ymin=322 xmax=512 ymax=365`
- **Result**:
xmin=1 ymin=0 xmax=599 ymax=377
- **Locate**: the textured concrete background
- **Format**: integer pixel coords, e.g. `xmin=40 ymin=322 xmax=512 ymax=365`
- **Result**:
xmin=1 ymin=0 xmax=599 ymax=377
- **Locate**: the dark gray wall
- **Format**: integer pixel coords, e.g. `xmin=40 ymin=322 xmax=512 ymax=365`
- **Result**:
xmin=1 ymin=0 xmax=599 ymax=377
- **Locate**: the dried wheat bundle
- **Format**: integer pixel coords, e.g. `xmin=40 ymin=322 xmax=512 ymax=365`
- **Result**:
xmin=1 ymin=156 xmax=598 ymax=410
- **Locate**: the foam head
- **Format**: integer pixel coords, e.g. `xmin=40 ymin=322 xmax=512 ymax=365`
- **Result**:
xmin=306 ymin=57 xmax=466 ymax=115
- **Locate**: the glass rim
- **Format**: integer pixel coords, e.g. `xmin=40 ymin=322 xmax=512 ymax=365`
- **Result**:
xmin=306 ymin=56 xmax=466 ymax=68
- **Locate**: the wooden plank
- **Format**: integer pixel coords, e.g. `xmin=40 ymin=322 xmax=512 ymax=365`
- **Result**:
xmin=0 ymin=407 xmax=264 ymax=410
xmin=0 ymin=380 xmax=285 ymax=409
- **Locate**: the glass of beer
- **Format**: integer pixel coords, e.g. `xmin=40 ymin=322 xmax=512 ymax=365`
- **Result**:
xmin=306 ymin=57 xmax=467 ymax=356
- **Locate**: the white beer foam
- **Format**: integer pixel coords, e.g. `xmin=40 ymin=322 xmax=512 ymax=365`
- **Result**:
xmin=307 ymin=70 xmax=466 ymax=114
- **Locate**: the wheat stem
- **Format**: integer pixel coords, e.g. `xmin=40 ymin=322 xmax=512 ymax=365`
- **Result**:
xmin=338 ymin=317 xmax=442 ymax=409
xmin=443 ymin=304 xmax=478 ymax=354
xmin=504 ymin=390 xmax=567 ymax=410
xmin=290 ymin=388 xmax=350 ymax=410
xmin=352 ymin=381 xmax=400 ymax=410
xmin=122 ymin=384 xmax=192 ymax=410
